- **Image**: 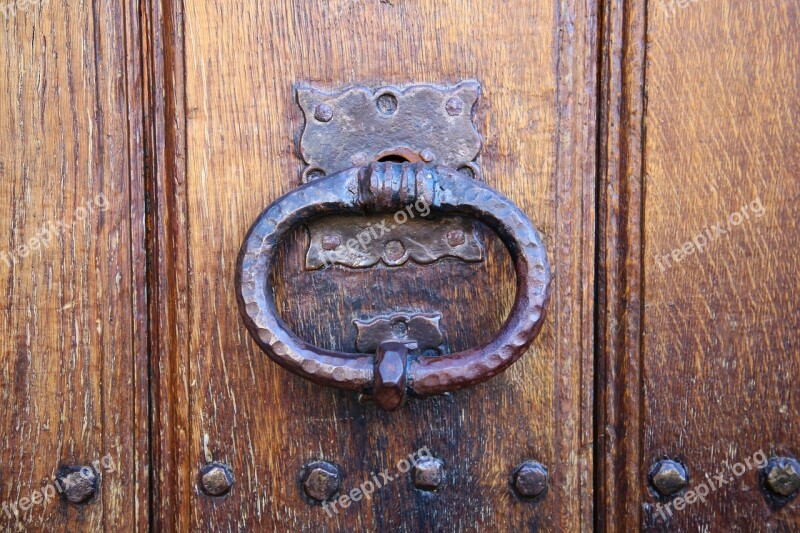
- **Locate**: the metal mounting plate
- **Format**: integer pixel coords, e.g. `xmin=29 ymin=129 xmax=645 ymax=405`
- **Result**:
xmin=296 ymin=81 xmax=483 ymax=182
xmin=296 ymin=81 xmax=486 ymax=269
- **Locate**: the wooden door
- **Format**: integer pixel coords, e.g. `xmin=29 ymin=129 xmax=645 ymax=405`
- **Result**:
xmin=596 ymin=1 xmax=800 ymax=531
xmin=1 ymin=0 xmax=797 ymax=532
xmin=149 ymin=1 xmax=595 ymax=530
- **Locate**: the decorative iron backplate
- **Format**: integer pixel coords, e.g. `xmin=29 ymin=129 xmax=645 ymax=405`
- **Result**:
xmin=353 ymin=312 xmax=444 ymax=355
xmin=305 ymin=213 xmax=483 ymax=269
xmin=296 ymin=81 xmax=486 ymax=269
xmin=296 ymin=81 xmax=483 ymax=182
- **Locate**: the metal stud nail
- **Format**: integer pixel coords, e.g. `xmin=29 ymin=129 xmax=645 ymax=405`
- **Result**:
xmin=649 ymin=459 xmax=688 ymax=497
xmin=413 ymin=456 xmax=444 ymax=491
xmin=57 ymin=465 xmax=98 ymax=505
xmin=445 ymin=96 xmax=464 ymax=116
xmin=314 ymin=103 xmax=333 ymax=123
xmin=510 ymin=460 xmax=548 ymax=500
xmin=199 ymin=462 xmax=234 ymax=496
xmin=301 ymin=461 xmax=340 ymax=503
xmin=321 ymin=234 xmax=341 ymax=250
xmin=763 ymin=457 xmax=800 ymax=498
xmin=446 ymin=229 xmax=466 ymax=247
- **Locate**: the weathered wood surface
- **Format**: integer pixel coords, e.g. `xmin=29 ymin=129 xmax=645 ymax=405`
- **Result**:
xmin=0 ymin=0 xmax=147 ymax=531
xmin=598 ymin=1 xmax=800 ymax=531
xmin=153 ymin=0 xmax=597 ymax=530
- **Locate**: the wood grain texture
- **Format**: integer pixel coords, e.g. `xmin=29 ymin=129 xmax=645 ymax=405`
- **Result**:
xmin=598 ymin=0 xmax=800 ymax=531
xmin=0 ymin=0 xmax=147 ymax=530
xmin=595 ymin=0 xmax=647 ymax=530
xmin=641 ymin=1 xmax=800 ymax=531
xmin=155 ymin=0 xmax=597 ymax=530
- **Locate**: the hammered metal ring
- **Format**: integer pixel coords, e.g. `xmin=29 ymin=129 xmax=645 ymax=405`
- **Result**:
xmin=236 ymin=162 xmax=551 ymax=410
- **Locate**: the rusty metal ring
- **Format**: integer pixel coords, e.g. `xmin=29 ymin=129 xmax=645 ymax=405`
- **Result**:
xmin=236 ymin=162 xmax=551 ymax=410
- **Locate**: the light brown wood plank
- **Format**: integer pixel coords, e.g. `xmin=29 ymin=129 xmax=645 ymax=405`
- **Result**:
xmin=0 ymin=0 xmax=147 ymax=530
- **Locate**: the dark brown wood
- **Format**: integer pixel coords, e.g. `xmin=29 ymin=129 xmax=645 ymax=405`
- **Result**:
xmin=150 ymin=0 xmax=598 ymax=530
xmin=595 ymin=0 xmax=647 ymax=530
xmin=141 ymin=0 xmax=194 ymax=529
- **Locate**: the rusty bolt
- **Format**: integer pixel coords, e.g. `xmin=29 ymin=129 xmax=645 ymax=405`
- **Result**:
xmin=302 ymin=461 xmax=340 ymax=503
xmin=420 ymin=148 xmax=436 ymax=162
xmin=763 ymin=457 xmax=800 ymax=497
xmin=413 ymin=457 xmax=444 ymax=491
xmin=314 ymin=103 xmax=333 ymax=122
xmin=510 ymin=461 xmax=548 ymax=499
xmin=57 ymin=465 xmax=98 ymax=504
xmin=446 ymin=229 xmax=466 ymax=247
xmin=445 ymin=96 xmax=464 ymax=116
xmin=199 ymin=462 xmax=234 ymax=496
xmin=649 ymin=459 xmax=688 ymax=497
xmin=321 ymin=234 xmax=341 ymax=250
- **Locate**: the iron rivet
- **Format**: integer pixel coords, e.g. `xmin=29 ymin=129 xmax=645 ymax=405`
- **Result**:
xmin=376 ymin=93 xmax=398 ymax=115
xmin=763 ymin=457 xmax=800 ymax=497
xmin=510 ymin=461 xmax=548 ymax=500
xmin=321 ymin=235 xmax=341 ymax=250
xmin=649 ymin=459 xmax=688 ymax=497
xmin=57 ymin=465 xmax=98 ymax=505
xmin=314 ymin=103 xmax=333 ymax=123
xmin=199 ymin=462 xmax=234 ymax=496
xmin=445 ymin=96 xmax=464 ymax=116
xmin=391 ymin=320 xmax=408 ymax=338
xmin=446 ymin=229 xmax=466 ymax=247
xmin=384 ymin=240 xmax=406 ymax=262
xmin=413 ymin=456 xmax=444 ymax=491
xmin=301 ymin=461 xmax=340 ymax=503
xmin=420 ymin=148 xmax=436 ymax=162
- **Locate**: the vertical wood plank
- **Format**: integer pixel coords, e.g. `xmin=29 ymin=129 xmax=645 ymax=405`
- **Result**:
xmin=151 ymin=0 xmax=598 ymax=530
xmin=641 ymin=1 xmax=800 ymax=530
xmin=0 ymin=0 xmax=147 ymax=530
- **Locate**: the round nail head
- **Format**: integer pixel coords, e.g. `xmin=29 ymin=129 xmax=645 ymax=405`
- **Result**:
xmin=314 ymin=103 xmax=333 ymax=122
xmin=57 ymin=466 xmax=98 ymax=504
